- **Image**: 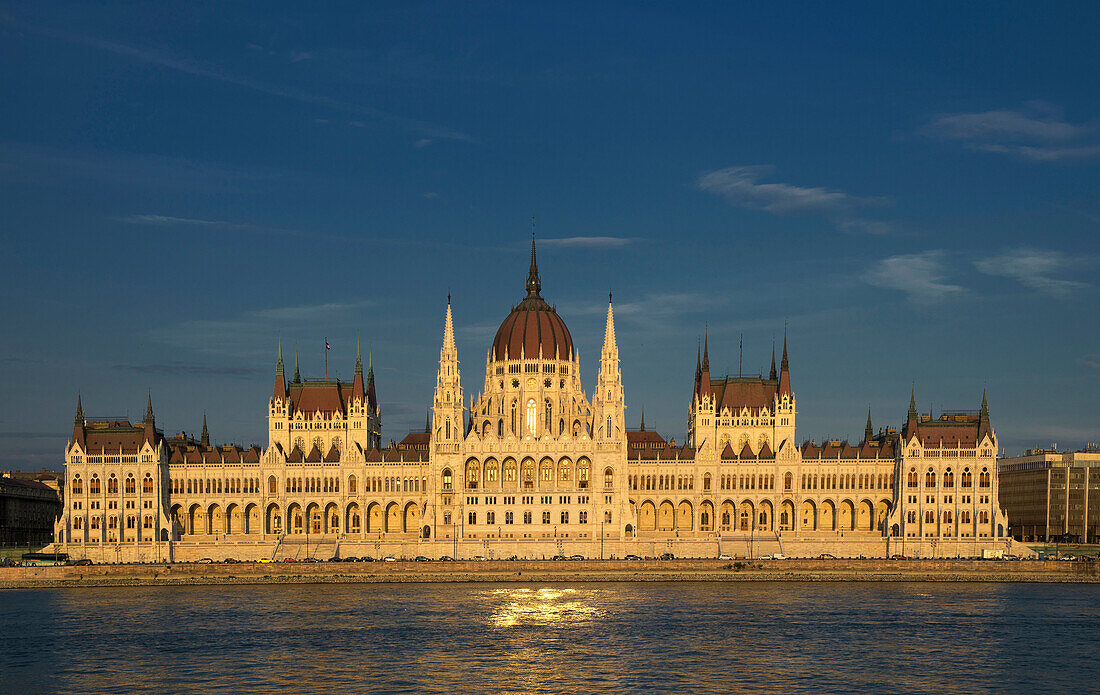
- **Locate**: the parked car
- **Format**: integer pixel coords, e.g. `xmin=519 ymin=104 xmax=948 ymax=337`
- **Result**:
xmin=658 ymin=552 xmax=675 ymax=560
xmin=569 ymin=554 xmax=585 ymax=561
xmin=439 ymin=556 xmax=454 ymax=562
xmin=889 ymin=554 xmax=909 ymax=560
xmin=624 ymin=554 xmax=642 ymax=561
xmin=552 ymin=555 xmax=567 ymax=561
xmin=361 ymin=556 xmax=375 ymax=562
xmin=196 ymin=558 xmax=214 ymax=564
xmin=759 ymin=554 xmax=773 ymax=560
xmin=341 ymin=556 xmax=359 ymax=562
xmin=717 ymin=554 xmax=733 ymax=560
xmin=71 ymin=558 xmax=93 ymax=566
xmin=772 ymin=554 xmax=788 ymax=560
xmin=300 ymin=557 xmax=320 ymax=563
xmin=257 ymin=558 xmax=272 ymax=563
xmin=473 ymin=555 xmax=488 ymax=561
xmin=223 ymin=558 xmax=238 ymax=564
xmin=382 ymin=556 xmax=397 ymax=562
xmin=283 ymin=558 xmax=296 ymax=563
xmin=414 ymin=556 xmax=430 ymax=562
xmin=818 ymin=554 xmax=837 ymax=560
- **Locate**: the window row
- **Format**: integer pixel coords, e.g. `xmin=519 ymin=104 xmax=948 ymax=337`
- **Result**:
xmin=71 ymin=473 xmax=154 ymax=495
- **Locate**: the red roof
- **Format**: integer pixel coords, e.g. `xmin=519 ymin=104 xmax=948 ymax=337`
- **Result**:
xmin=491 ymin=295 xmax=573 ymax=362
xmin=289 ymin=381 xmax=357 ymax=417
xmin=708 ymin=377 xmax=779 ymax=414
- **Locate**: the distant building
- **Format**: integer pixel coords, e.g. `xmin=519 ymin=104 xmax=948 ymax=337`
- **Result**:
xmin=51 ymin=237 xmax=1021 ymax=561
xmin=998 ymin=446 xmax=1100 ymax=543
xmin=1 ymin=472 xmax=63 ymax=547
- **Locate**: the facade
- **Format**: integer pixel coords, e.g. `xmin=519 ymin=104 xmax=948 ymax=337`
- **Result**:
xmin=51 ymin=239 xmax=1021 ymax=561
xmin=1 ymin=473 xmax=62 ymax=547
xmin=998 ymin=446 xmax=1100 ymax=543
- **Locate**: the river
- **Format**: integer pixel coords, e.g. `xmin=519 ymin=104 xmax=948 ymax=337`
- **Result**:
xmin=2 ymin=582 xmax=1098 ymax=693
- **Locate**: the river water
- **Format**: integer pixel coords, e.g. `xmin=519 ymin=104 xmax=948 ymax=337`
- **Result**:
xmin=2 ymin=582 xmax=1098 ymax=694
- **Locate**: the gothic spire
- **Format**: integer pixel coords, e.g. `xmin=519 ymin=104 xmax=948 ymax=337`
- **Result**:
xmin=780 ymin=328 xmax=789 ymax=372
xmin=981 ymin=388 xmax=989 ymax=418
xmin=355 ymin=335 xmax=363 ymax=376
xmin=908 ymin=387 xmax=918 ymax=420
xmin=201 ymin=412 xmax=209 ymax=447
xmin=769 ymin=341 xmax=777 ymax=381
xmin=865 ymin=407 xmax=873 ymax=443
xmin=292 ymin=349 xmax=301 ymax=383
xmin=525 ymin=231 xmax=541 ymax=297
xmin=602 ymin=295 xmax=617 ymax=354
xmin=778 ymin=328 xmax=791 ymax=397
xmin=74 ymin=394 xmax=84 ymax=426
xmin=144 ymin=393 xmax=154 ymax=425
xmin=702 ymin=329 xmax=710 ymax=372
xmin=640 ymin=409 xmax=646 ymax=432
xmin=442 ymin=296 xmax=456 ymax=355
xmin=276 ymin=339 xmax=284 ymax=375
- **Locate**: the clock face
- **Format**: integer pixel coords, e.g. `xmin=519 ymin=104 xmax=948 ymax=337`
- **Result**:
xmin=526 ymin=378 xmax=537 ymax=389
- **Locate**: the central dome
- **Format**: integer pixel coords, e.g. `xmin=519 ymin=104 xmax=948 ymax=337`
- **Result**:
xmin=491 ymin=237 xmax=574 ymax=362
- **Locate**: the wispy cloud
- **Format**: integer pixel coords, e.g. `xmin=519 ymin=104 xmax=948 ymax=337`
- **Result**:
xmin=1079 ymin=354 xmax=1100 ymax=370
xmin=118 ymin=213 xmax=309 ymax=238
xmin=540 ymin=237 xmax=634 ymax=248
xmin=8 ymin=18 xmax=471 ymax=142
xmin=697 ymin=165 xmax=890 ymax=233
xmin=113 ymin=362 xmax=266 ymax=378
xmin=923 ymin=102 xmax=1100 ymax=162
xmin=146 ymin=300 xmax=376 ymax=358
xmin=863 ymin=251 xmax=965 ymax=302
xmin=974 ymin=248 xmax=1089 ymax=296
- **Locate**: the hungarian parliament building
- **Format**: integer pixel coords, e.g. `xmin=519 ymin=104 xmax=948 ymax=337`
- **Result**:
xmin=52 ymin=240 xmax=1018 ymax=561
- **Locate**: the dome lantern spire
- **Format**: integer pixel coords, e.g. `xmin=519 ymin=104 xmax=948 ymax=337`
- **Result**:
xmin=526 ymin=228 xmax=541 ymax=297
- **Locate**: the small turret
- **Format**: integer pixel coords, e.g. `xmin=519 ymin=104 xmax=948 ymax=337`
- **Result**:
xmin=864 ymin=407 xmax=873 ymax=443
xmin=353 ymin=336 xmax=365 ymax=396
xmin=274 ymin=340 xmax=286 ymax=400
xmin=72 ymin=394 xmax=86 ymax=449
xmin=201 ymin=412 xmax=210 ymax=447
xmin=769 ymin=341 xmax=777 ymax=381
xmin=292 ymin=349 xmax=301 ymax=384
xmin=142 ymin=394 xmax=156 ymax=445
xmin=978 ymin=388 xmax=992 ymax=441
xmin=778 ymin=329 xmax=791 ymax=397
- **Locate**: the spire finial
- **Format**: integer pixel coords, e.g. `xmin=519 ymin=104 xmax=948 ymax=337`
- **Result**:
xmin=144 ymin=393 xmax=154 ymax=424
xmin=526 ymin=227 xmax=541 ymax=296
xmin=770 ymin=340 xmax=777 ymax=380
xmin=702 ymin=326 xmax=710 ymax=372
xmin=201 ymin=412 xmax=209 ymax=447
xmin=640 ymin=408 xmax=646 ymax=431
xmin=75 ymin=394 xmax=84 ymax=425
xmin=276 ymin=339 xmax=284 ymax=374
xmin=865 ymin=407 xmax=873 ymax=442
xmin=355 ymin=335 xmax=363 ymax=375
xmin=293 ymin=348 xmax=301 ymax=383
xmin=908 ymin=385 xmax=917 ymax=419
xmin=781 ymin=326 xmax=789 ymax=371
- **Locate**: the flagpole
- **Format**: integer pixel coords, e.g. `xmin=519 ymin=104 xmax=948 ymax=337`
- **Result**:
xmin=325 ymin=337 xmax=328 ymax=380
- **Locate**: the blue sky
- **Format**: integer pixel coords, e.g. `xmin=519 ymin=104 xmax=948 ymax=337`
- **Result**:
xmin=1 ymin=2 xmax=1097 ymax=467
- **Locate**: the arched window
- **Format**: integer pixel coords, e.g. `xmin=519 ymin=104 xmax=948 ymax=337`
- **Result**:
xmin=925 ymin=468 xmax=936 ymax=488
xmin=511 ymin=401 xmax=518 ymax=435
xmin=125 ymin=475 xmax=135 ymax=494
xmin=604 ymin=467 xmax=614 ymax=490
xmin=90 ymin=475 xmax=100 ymax=495
xmin=526 ymin=399 xmax=537 ymax=435
xmin=486 ymin=459 xmax=499 ymax=484
xmin=943 ymin=468 xmax=954 ymax=488
xmin=703 ymin=473 xmax=711 ymax=491
xmin=784 ymin=472 xmax=792 ymax=490
xmin=907 ymin=468 xmax=918 ymax=488
xmin=540 ymin=458 xmax=553 ymax=483
xmin=466 ymin=459 xmax=480 ymax=489
xmin=522 ymin=459 xmax=535 ymax=489
xmin=606 ymin=416 xmax=612 ymax=439
xmin=961 ymin=468 xmax=972 ymax=487
xmin=349 ymin=475 xmax=358 ymax=493
xmin=442 ymin=469 xmax=453 ymax=491
xmin=503 ymin=459 xmax=517 ymax=483
xmin=498 ymin=420 xmax=504 ymax=438
xmin=269 ymin=476 xmax=278 ymax=494
xmin=107 ymin=475 xmax=118 ymax=494
xmin=72 ymin=475 xmax=83 ymax=494
xmin=979 ymin=468 xmax=990 ymax=488
xmin=545 ymin=400 xmax=553 ymax=432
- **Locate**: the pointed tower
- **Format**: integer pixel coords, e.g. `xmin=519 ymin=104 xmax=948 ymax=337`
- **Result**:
xmin=432 ymin=296 xmax=463 ymax=448
xmin=292 ymin=349 xmax=301 ymax=384
xmin=769 ymin=341 xmax=777 ymax=381
xmin=201 ymin=412 xmax=210 ymax=447
xmin=778 ymin=329 xmax=791 ymax=398
xmin=366 ymin=349 xmax=381 ymax=449
xmin=274 ymin=340 xmax=287 ymax=400
xmin=864 ymin=408 xmax=874 ymax=443
xmin=978 ymin=388 xmax=992 ymax=442
xmin=594 ymin=294 xmax=624 ymax=443
xmin=353 ymin=337 xmax=365 ymax=396
xmin=142 ymin=394 xmax=156 ymax=445
xmin=72 ymin=394 xmax=86 ymax=449
xmin=906 ymin=387 xmax=919 ymax=438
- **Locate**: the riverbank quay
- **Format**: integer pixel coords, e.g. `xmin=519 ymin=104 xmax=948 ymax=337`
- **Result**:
xmin=2 ymin=559 xmax=1099 ymax=589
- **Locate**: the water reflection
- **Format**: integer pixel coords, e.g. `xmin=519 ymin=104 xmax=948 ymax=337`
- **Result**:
xmin=2 ymin=582 xmax=1099 ymax=694
xmin=489 ymin=587 xmax=606 ymax=627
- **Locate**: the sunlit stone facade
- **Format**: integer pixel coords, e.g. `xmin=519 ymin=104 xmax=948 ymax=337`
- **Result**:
xmin=52 ymin=239 xmax=1019 ymax=561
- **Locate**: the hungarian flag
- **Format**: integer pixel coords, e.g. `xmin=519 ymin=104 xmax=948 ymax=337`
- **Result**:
xmin=325 ymin=339 xmax=331 ymax=350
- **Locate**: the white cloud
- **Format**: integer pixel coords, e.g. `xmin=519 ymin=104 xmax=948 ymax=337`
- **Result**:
xmin=697 ymin=166 xmax=858 ymax=214
xmin=924 ymin=103 xmax=1100 ymax=162
xmin=1079 ymin=354 xmax=1100 ymax=370
xmin=540 ymin=237 xmax=633 ymax=248
xmin=975 ymin=248 xmax=1089 ymax=296
xmin=863 ymin=251 xmax=965 ymax=302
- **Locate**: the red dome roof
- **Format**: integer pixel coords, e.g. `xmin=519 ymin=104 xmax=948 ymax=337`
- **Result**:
xmin=490 ymin=236 xmax=574 ymax=362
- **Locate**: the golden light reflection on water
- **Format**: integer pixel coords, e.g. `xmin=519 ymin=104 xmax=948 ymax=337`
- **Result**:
xmin=489 ymin=587 xmax=607 ymax=627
